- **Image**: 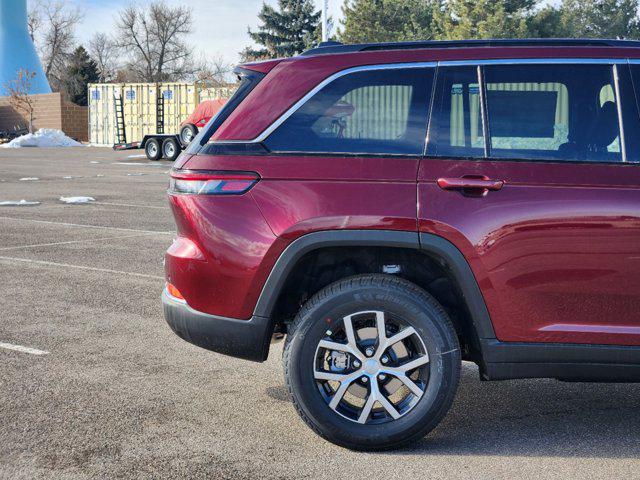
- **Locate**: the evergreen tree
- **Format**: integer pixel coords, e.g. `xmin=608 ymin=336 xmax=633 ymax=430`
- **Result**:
xmin=432 ymin=0 xmax=529 ymax=40
xmin=61 ymin=46 xmax=99 ymax=106
xmin=340 ymin=0 xmax=437 ymax=44
xmin=266 ymin=0 xmax=640 ymax=56
xmin=558 ymin=0 xmax=640 ymax=38
xmin=525 ymin=6 xmax=564 ymax=38
xmin=243 ymin=0 xmax=320 ymax=60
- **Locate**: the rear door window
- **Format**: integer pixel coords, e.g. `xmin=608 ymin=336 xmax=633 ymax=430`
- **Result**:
xmin=264 ymin=67 xmax=434 ymax=155
xmin=483 ymin=64 xmax=622 ymax=163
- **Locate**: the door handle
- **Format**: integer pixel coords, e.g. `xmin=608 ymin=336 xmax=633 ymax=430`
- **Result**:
xmin=437 ymin=177 xmax=504 ymax=192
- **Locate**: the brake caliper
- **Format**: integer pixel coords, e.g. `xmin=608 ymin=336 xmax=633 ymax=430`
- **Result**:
xmin=329 ymin=351 xmax=351 ymax=372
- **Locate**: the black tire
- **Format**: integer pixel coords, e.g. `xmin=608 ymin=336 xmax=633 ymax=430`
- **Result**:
xmin=145 ymin=138 xmax=162 ymax=161
xmin=179 ymin=123 xmax=198 ymax=146
xmin=162 ymin=137 xmax=180 ymax=161
xmin=283 ymin=274 xmax=460 ymax=451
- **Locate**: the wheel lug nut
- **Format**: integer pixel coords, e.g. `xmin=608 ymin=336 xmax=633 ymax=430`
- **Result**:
xmin=365 ymin=347 xmax=374 ymax=357
xmin=353 ymin=360 xmax=361 ymax=368
xmin=378 ymin=373 xmax=386 ymax=381
xmin=361 ymin=376 xmax=368 ymax=383
xmin=381 ymin=355 xmax=389 ymax=364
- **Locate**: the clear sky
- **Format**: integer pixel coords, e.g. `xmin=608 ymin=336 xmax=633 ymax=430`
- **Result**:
xmin=30 ymin=0 xmax=343 ymax=66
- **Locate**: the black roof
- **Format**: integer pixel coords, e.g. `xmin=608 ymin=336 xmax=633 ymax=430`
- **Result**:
xmin=302 ymin=38 xmax=640 ymax=56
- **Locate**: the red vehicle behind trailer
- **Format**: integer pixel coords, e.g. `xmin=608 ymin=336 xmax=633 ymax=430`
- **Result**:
xmin=178 ymin=99 xmax=227 ymax=146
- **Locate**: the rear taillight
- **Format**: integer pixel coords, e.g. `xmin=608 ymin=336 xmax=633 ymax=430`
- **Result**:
xmin=169 ymin=170 xmax=259 ymax=195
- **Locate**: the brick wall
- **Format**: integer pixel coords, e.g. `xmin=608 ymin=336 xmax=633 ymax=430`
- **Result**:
xmin=61 ymin=100 xmax=88 ymax=142
xmin=0 ymin=92 xmax=88 ymax=142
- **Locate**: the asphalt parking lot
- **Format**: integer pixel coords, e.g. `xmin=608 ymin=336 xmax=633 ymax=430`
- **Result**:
xmin=1 ymin=147 xmax=639 ymax=479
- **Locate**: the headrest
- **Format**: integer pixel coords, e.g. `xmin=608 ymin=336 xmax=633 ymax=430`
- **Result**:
xmin=590 ymin=101 xmax=619 ymax=149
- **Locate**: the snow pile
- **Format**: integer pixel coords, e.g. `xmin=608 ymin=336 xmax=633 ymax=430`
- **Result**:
xmin=1 ymin=129 xmax=83 ymax=148
xmin=59 ymin=196 xmax=94 ymax=204
xmin=0 ymin=200 xmax=40 ymax=206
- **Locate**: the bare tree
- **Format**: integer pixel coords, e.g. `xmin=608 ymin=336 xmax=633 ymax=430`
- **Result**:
xmin=115 ymin=1 xmax=195 ymax=82
xmin=36 ymin=1 xmax=83 ymax=90
xmin=4 ymin=70 xmax=37 ymax=133
xmin=88 ymin=32 xmax=119 ymax=82
xmin=194 ymin=55 xmax=233 ymax=87
xmin=27 ymin=2 xmax=42 ymax=41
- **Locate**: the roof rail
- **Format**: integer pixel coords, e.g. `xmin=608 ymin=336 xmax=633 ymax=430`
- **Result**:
xmin=302 ymin=38 xmax=640 ymax=56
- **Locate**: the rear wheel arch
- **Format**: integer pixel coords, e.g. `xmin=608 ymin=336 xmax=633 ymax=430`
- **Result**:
xmin=256 ymin=230 xmax=496 ymax=360
xmin=418 ymin=233 xmax=495 ymax=340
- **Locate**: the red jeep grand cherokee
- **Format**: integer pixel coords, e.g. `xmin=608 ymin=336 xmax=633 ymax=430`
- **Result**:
xmin=163 ymin=39 xmax=640 ymax=450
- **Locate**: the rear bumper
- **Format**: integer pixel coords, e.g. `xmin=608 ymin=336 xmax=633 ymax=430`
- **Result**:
xmin=162 ymin=289 xmax=272 ymax=362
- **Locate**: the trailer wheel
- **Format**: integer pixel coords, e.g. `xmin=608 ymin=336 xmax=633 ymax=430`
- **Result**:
xmin=179 ymin=124 xmax=198 ymax=146
xmin=145 ymin=138 xmax=162 ymax=161
xmin=162 ymin=138 xmax=180 ymax=161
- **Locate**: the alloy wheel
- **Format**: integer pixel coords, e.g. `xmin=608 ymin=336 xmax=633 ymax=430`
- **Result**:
xmin=313 ymin=310 xmax=429 ymax=424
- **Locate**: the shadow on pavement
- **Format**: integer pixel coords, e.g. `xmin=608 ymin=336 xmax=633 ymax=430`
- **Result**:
xmin=268 ymin=362 xmax=640 ymax=458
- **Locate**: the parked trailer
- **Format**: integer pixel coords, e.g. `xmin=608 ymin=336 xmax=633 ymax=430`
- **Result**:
xmin=88 ymin=82 xmax=234 ymax=148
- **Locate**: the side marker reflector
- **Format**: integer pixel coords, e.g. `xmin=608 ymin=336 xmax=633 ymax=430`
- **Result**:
xmin=166 ymin=283 xmax=185 ymax=301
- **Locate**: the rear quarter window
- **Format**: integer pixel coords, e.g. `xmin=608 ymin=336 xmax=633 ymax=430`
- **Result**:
xmin=264 ymin=67 xmax=435 ymax=156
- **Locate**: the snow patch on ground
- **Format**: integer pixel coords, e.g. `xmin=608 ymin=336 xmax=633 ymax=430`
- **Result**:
xmin=0 ymin=200 xmax=40 ymax=206
xmin=1 ymin=129 xmax=83 ymax=148
xmin=59 ymin=196 xmax=95 ymax=204
xmin=19 ymin=177 xmax=39 ymax=181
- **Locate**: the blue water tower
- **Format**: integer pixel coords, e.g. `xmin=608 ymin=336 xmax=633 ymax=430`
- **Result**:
xmin=0 ymin=0 xmax=51 ymax=95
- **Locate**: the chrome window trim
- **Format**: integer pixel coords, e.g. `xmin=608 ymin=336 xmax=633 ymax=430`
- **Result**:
xmin=439 ymin=58 xmax=627 ymax=66
xmin=211 ymin=58 xmax=631 ymax=149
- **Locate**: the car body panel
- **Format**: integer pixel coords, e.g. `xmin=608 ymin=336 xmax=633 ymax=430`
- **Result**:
xmin=170 ymin=153 xmax=419 ymax=318
xmin=418 ymin=158 xmax=640 ymax=345
xmin=165 ymin=192 xmax=282 ymax=318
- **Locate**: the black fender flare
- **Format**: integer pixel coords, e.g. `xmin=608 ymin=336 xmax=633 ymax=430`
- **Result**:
xmin=253 ymin=230 xmax=496 ymax=340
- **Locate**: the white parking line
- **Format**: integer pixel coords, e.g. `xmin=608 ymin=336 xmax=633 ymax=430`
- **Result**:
xmin=0 ymin=342 xmax=49 ymax=355
xmin=0 ymin=216 xmax=174 ymax=235
xmin=113 ymin=162 xmax=165 ymax=166
xmin=93 ymin=201 xmax=168 ymax=210
xmin=0 ymin=256 xmax=164 ymax=280
xmin=0 ymin=233 xmax=161 ymax=251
